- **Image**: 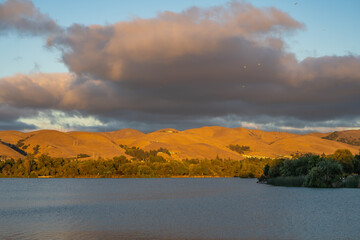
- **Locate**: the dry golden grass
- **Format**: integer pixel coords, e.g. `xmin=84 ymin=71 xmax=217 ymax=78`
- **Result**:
xmin=105 ymin=129 xmax=145 ymax=145
xmin=0 ymin=127 xmax=359 ymax=159
xmin=0 ymin=142 xmax=25 ymax=159
xmin=0 ymin=130 xmax=28 ymax=145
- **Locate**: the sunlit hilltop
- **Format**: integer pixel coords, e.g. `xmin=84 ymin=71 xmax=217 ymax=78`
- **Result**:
xmin=1 ymin=126 xmax=359 ymax=160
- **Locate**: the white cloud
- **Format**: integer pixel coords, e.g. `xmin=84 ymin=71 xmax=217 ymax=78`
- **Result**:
xmin=17 ymin=110 xmax=105 ymax=131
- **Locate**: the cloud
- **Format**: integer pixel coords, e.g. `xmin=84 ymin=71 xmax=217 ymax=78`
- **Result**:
xmin=0 ymin=104 xmax=37 ymax=130
xmin=48 ymin=1 xmax=303 ymax=81
xmin=0 ymin=0 xmax=61 ymax=36
xmin=0 ymin=73 xmax=73 ymax=108
xmin=17 ymin=110 xmax=105 ymax=131
xmin=0 ymin=1 xmax=359 ymax=132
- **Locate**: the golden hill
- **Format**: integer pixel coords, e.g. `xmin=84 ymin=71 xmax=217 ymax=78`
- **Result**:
xmin=0 ymin=126 xmax=359 ymax=160
xmin=105 ymin=129 xmax=145 ymax=145
xmin=0 ymin=130 xmax=28 ymax=145
xmin=0 ymin=130 xmax=127 ymax=159
xmin=322 ymin=130 xmax=360 ymax=146
xmin=0 ymin=142 xmax=25 ymax=159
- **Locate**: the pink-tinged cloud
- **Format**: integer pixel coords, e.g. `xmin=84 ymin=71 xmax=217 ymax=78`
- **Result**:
xmin=0 ymin=0 xmax=61 ymax=35
xmin=0 ymin=73 xmax=73 ymax=108
xmin=48 ymin=1 xmax=303 ymax=81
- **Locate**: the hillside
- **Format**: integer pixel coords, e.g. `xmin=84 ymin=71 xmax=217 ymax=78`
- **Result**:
xmin=322 ymin=130 xmax=360 ymax=146
xmin=0 ymin=142 xmax=26 ymax=159
xmin=0 ymin=127 xmax=359 ymax=160
xmin=0 ymin=130 xmax=128 ymax=159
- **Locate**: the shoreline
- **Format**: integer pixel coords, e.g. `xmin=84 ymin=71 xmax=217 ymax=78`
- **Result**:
xmin=1 ymin=175 xmax=246 ymax=179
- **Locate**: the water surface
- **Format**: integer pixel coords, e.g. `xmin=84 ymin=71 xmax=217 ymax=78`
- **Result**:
xmin=0 ymin=178 xmax=359 ymax=239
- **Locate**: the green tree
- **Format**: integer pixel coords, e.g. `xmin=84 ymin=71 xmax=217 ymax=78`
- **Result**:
xmin=304 ymin=160 xmax=343 ymax=188
xmin=137 ymin=164 xmax=154 ymax=176
xmin=263 ymin=164 xmax=270 ymax=177
xmin=228 ymin=144 xmax=250 ymax=154
xmin=332 ymin=149 xmax=354 ymax=174
xmin=268 ymin=159 xmax=284 ymax=178
xmin=24 ymin=154 xmax=35 ymax=175
xmin=353 ymin=154 xmax=360 ymax=174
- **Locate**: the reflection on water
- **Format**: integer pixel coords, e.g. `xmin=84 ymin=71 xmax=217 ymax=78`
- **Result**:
xmin=1 ymin=178 xmax=359 ymax=240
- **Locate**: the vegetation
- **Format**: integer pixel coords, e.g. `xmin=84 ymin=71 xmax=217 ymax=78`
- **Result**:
xmin=228 ymin=144 xmax=250 ymax=154
xmin=0 ymin=140 xmax=27 ymax=156
xmin=2 ymin=144 xmax=358 ymax=184
xmin=323 ymin=132 xmax=360 ymax=146
xmin=344 ymin=175 xmax=360 ymax=188
xmin=0 ymin=146 xmax=272 ymax=178
xmin=120 ymin=145 xmax=171 ymax=163
xmin=322 ymin=132 xmax=339 ymax=141
xmin=33 ymin=145 xmax=40 ymax=155
xmin=259 ymin=150 xmax=360 ymax=188
xmin=77 ymin=153 xmax=91 ymax=159
xmin=266 ymin=176 xmax=305 ymax=187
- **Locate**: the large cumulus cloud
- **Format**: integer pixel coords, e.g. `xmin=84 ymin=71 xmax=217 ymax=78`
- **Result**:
xmin=0 ymin=0 xmax=360 ymax=132
xmin=48 ymin=1 xmax=303 ymax=81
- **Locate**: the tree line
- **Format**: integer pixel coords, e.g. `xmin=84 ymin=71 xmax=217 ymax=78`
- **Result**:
xmin=259 ymin=149 xmax=360 ymax=187
xmin=0 ymin=147 xmax=271 ymax=178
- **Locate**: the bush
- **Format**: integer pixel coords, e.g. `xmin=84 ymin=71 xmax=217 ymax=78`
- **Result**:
xmin=29 ymin=171 xmax=38 ymax=178
xmin=77 ymin=154 xmax=90 ymax=158
xmin=258 ymin=150 xmax=360 ymax=188
xmin=344 ymin=175 xmax=360 ymax=188
xmin=267 ymin=176 xmax=305 ymax=187
xmin=268 ymin=159 xmax=284 ymax=178
xmin=303 ymin=160 xmax=343 ymax=188
xmin=228 ymin=144 xmax=250 ymax=154
xmin=353 ymin=155 xmax=360 ymax=174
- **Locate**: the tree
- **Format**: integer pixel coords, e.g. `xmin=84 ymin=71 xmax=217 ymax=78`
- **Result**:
xmin=268 ymin=159 xmax=284 ymax=178
xmin=23 ymin=154 xmax=35 ymax=175
xmin=332 ymin=149 xmax=354 ymax=174
xmin=228 ymin=144 xmax=250 ymax=154
xmin=353 ymin=154 xmax=360 ymax=174
xmin=304 ymin=160 xmax=343 ymax=187
xmin=263 ymin=164 xmax=270 ymax=177
xmin=137 ymin=164 xmax=154 ymax=176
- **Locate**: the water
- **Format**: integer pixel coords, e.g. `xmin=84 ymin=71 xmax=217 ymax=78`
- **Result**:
xmin=0 ymin=178 xmax=359 ymax=240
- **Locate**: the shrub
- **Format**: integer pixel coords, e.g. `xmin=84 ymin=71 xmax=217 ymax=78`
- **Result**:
xmin=303 ymin=160 xmax=343 ymax=188
xmin=29 ymin=171 xmax=38 ymax=178
xmin=267 ymin=176 xmax=305 ymax=187
xmin=344 ymin=175 xmax=360 ymax=188
xmin=228 ymin=144 xmax=250 ymax=154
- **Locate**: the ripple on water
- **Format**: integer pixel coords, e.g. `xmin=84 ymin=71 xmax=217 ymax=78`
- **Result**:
xmin=1 ymin=178 xmax=360 ymax=240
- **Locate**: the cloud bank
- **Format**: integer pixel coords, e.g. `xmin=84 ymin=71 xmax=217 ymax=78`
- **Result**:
xmin=0 ymin=0 xmax=359 ymax=132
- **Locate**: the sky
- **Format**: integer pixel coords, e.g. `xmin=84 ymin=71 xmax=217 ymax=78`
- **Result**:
xmin=0 ymin=0 xmax=359 ymax=133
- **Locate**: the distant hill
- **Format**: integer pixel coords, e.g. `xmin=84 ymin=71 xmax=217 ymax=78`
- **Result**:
xmin=322 ymin=130 xmax=360 ymax=146
xmin=0 ymin=127 xmax=359 ymax=160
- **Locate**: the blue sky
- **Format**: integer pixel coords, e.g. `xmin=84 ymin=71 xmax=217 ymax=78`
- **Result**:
xmin=0 ymin=0 xmax=359 ymax=78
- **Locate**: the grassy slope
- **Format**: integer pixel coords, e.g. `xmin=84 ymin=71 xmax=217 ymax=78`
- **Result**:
xmin=0 ymin=127 xmax=359 ymax=159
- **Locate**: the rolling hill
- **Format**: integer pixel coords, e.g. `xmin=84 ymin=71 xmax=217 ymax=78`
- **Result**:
xmin=0 ymin=127 xmax=359 ymax=160
xmin=322 ymin=130 xmax=360 ymax=146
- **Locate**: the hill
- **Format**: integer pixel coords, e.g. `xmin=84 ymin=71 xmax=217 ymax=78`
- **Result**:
xmin=0 ymin=126 xmax=359 ymax=160
xmin=0 ymin=130 xmax=127 ymax=159
xmin=322 ymin=130 xmax=360 ymax=146
xmin=0 ymin=142 xmax=26 ymax=159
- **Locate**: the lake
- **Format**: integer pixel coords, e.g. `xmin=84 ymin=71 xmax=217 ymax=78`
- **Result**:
xmin=0 ymin=178 xmax=359 ymax=240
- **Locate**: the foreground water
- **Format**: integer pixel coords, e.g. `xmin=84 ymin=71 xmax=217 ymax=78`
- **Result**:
xmin=0 ymin=178 xmax=359 ymax=240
